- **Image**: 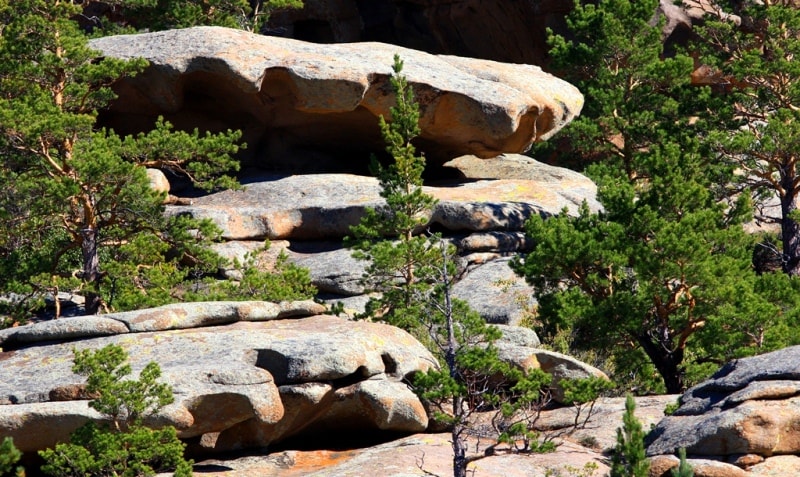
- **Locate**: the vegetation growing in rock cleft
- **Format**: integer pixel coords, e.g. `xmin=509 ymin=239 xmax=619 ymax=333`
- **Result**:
xmin=348 ymin=55 xmax=611 ymax=477
xmin=39 ymin=344 xmax=193 ymax=477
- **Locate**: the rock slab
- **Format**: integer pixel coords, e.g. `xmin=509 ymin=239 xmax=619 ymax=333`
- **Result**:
xmin=0 ymin=314 xmax=435 ymax=454
xmin=646 ymin=345 xmax=800 ymax=474
xmin=89 ymin=26 xmax=583 ymax=167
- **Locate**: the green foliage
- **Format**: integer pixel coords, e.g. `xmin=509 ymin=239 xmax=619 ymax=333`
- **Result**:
xmin=670 ymin=448 xmax=693 ymax=477
xmin=412 ymin=244 xmax=556 ymax=477
xmin=349 ymin=58 xmax=559 ymax=477
xmin=560 ymin=376 xmax=615 ymax=429
xmin=696 ymin=2 xmax=800 ymax=276
xmin=187 ymin=244 xmax=317 ymax=303
xmin=83 ymin=0 xmax=303 ymax=34
xmin=610 ymin=395 xmax=649 ymax=477
xmin=514 ymin=0 xmax=800 ymax=394
xmin=663 ymin=399 xmax=681 ymax=417
xmin=346 ymin=54 xmax=440 ymax=331
xmin=0 ymin=437 xmax=23 ymax=477
xmin=0 ymin=0 xmax=263 ymax=319
xmin=39 ymin=344 xmax=192 ymax=477
xmin=545 ymin=462 xmax=601 ymax=477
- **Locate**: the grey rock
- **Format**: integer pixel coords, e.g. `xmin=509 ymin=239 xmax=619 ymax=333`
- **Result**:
xmin=165 ymin=174 xmax=381 ymax=241
xmin=110 ymin=301 xmax=280 ymax=332
xmin=0 ymin=315 xmax=435 ymax=453
xmin=288 ymin=243 xmax=368 ymax=296
xmin=646 ymin=346 xmax=800 ymax=457
xmin=452 ymin=257 xmax=536 ymax=325
xmin=675 ymin=345 xmax=800 ymax=416
xmin=167 ymin=174 xmax=599 ymax=241
xmin=457 ymin=231 xmax=534 ymax=254
xmin=443 ymin=154 xmax=596 ymax=185
xmin=0 ymin=316 xmax=129 ymax=348
xmin=495 ymin=324 xmax=540 ymax=348
xmin=1 ymin=301 xmax=326 ymax=349
xmin=496 ymin=345 xmax=609 ymax=403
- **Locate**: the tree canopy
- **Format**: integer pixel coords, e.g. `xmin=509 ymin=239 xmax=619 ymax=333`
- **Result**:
xmin=516 ymin=0 xmax=800 ymax=393
xmin=696 ymin=1 xmax=800 ymax=276
xmin=0 ymin=0 xmax=312 ymax=321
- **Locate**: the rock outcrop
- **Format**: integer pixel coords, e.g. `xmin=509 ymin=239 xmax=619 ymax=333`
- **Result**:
xmin=165 ymin=171 xmax=599 ymax=242
xmin=0 ymin=300 xmax=609 ymax=457
xmin=0 ymin=303 xmax=435 ymax=454
xmin=172 ymin=168 xmax=599 ymax=324
xmin=645 ymin=345 xmax=800 ymax=476
xmin=89 ymin=26 xmax=583 ymax=170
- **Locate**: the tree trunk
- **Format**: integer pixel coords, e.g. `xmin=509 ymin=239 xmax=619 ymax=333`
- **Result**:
xmin=81 ymin=227 xmax=102 ymax=315
xmin=780 ymin=174 xmax=800 ymax=276
xmin=638 ymin=335 xmax=685 ymax=394
xmin=452 ymin=420 xmax=468 ymax=477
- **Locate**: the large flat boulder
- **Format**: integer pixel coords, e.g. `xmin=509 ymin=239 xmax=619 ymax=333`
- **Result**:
xmin=165 ymin=172 xmax=600 ymax=241
xmin=646 ymin=346 xmax=800 ymax=467
xmin=0 ymin=313 xmax=435 ymax=454
xmin=89 ymin=26 xmax=583 ymax=168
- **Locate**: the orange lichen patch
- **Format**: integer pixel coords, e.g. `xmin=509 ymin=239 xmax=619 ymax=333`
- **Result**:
xmin=284 ymin=449 xmax=360 ymax=473
xmin=429 ymin=180 xmax=551 ymax=202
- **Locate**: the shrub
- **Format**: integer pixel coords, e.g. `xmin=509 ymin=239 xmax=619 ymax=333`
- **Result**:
xmin=39 ymin=344 xmax=193 ymax=477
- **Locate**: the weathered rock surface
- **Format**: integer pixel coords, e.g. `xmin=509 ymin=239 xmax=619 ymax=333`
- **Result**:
xmin=0 ymin=311 xmax=435 ymax=454
xmin=646 ymin=345 xmax=800 ymax=475
xmin=0 ymin=300 xmax=325 ymax=348
xmin=452 ymin=257 xmax=537 ymax=326
xmin=162 ymin=433 xmax=610 ymax=477
xmin=496 ymin=345 xmax=609 ymax=403
xmin=533 ymin=395 xmax=678 ymax=453
xmin=165 ymin=172 xmax=600 ymax=241
xmin=90 ymin=27 xmax=583 ymax=168
xmin=166 ymin=394 xmax=681 ymax=476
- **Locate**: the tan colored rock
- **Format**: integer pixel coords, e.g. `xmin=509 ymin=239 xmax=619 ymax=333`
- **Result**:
xmin=686 ymin=459 xmax=749 ymax=477
xmin=166 ymin=172 xmax=600 ymax=241
xmin=532 ymin=395 xmax=678 ymax=453
xmin=0 ymin=401 xmax=103 ymax=453
xmin=496 ymin=345 xmax=610 ymax=403
xmin=146 ymin=168 xmax=170 ymax=195
xmin=649 ymin=454 xmax=680 ymax=477
xmin=207 ymin=377 xmax=428 ymax=453
xmin=749 ymin=455 xmax=800 ymax=476
xmin=0 ymin=315 xmax=436 ymax=454
xmin=89 ymin=27 xmax=583 ymax=168
xmin=443 ymin=154 xmax=597 ymax=187
xmin=322 ymin=378 xmax=428 ymax=432
xmin=728 ymin=453 xmax=764 ymax=469
xmin=168 ymin=434 xmax=609 ymax=477
xmin=650 ymin=455 xmax=750 ymax=477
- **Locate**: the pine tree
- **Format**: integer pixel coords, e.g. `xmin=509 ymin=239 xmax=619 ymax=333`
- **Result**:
xmin=39 ymin=344 xmax=193 ymax=477
xmin=0 ymin=1 xmax=242 ymax=317
xmin=0 ymin=437 xmax=24 ymax=477
xmin=697 ymin=1 xmax=800 ymax=276
xmin=670 ymin=448 xmax=694 ymax=477
xmin=346 ymin=54 xmax=440 ymax=332
xmin=514 ymin=0 xmax=800 ymax=393
xmin=610 ymin=395 xmax=649 ymax=477
xmin=350 ymin=56 xmax=562 ymax=477
xmin=83 ymin=0 xmax=304 ymax=34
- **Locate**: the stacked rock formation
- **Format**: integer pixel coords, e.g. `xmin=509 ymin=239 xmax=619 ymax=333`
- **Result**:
xmin=86 ymin=27 xmax=596 ymax=325
xmin=0 ymin=300 xmax=607 ymax=456
xmin=646 ymin=345 xmax=800 ymax=477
